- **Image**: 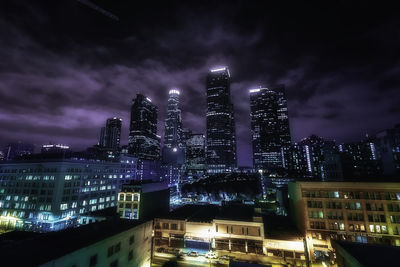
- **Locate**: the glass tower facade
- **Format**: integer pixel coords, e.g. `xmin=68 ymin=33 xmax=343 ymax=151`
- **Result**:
xmin=128 ymin=94 xmax=160 ymax=160
xmin=250 ymin=86 xmax=291 ymax=171
xmin=206 ymin=67 xmax=237 ymax=173
xmin=99 ymin=117 xmax=122 ymax=151
xmin=250 ymin=87 xmax=282 ymax=171
xmin=163 ymin=89 xmax=183 ymax=148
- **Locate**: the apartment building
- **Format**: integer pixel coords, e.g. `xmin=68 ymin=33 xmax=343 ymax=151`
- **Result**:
xmin=289 ymin=181 xmax=400 ymax=261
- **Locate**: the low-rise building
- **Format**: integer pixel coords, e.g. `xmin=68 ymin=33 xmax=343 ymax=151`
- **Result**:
xmin=117 ymin=181 xmax=169 ymax=220
xmin=153 ymin=204 xmax=306 ymax=265
xmin=289 ymin=181 xmax=400 ymax=262
xmin=0 ymin=219 xmax=153 ymax=267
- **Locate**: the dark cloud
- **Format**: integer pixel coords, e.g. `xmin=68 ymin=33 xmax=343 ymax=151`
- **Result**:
xmin=0 ymin=0 xmax=400 ymax=166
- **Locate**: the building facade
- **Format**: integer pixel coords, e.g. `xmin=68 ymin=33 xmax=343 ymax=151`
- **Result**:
xmin=163 ymin=89 xmax=183 ymax=149
xmin=128 ymin=94 xmax=160 ymax=160
xmin=374 ymin=124 xmax=400 ymax=176
xmin=117 ymin=182 xmax=169 ymax=220
xmin=250 ymin=87 xmax=282 ymax=171
xmin=374 ymin=124 xmax=400 ymax=175
xmin=206 ymin=67 xmax=237 ymax=173
xmin=99 ymin=117 xmax=122 ymax=152
xmin=185 ymin=133 xmax=206 ymax=182
xmin=289 ymin=181 xmax=400 ymax=262
xmin=250 ymin=86 xmax=292 ymax=172
xmin=0 ymin=158 xmax=137 ymax=232
xmin=0 ymin=220 xmax=153 ymax=267
xmin=153 ymin=205 xmax=306 ymax=265
xmin=339 ymin=139 xmax=382 ymax=179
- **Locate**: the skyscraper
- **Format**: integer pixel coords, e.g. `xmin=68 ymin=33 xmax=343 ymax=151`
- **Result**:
xmin=250 ymin=87 xmax=281 ymax=171
xmin=185 ymin=133 xmax=206 ymax=181
xmin=250 ymin=86 xmax=292 ymax=172
xmin=163 ymin=89 xmax=183 ymax=148
xmin=275 ymin=85 xmax=291 ymax=148
xmin=206 ymin=67 xmax=237 ymax=173
xmin=99 ymin=117 xmax=122 ymax=151
xmin=128 ymin=94 xmax=160 ymax=160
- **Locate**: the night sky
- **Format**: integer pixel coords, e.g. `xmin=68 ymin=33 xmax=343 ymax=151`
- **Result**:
xmin=1 ymin=0 xmax=399 ymax=166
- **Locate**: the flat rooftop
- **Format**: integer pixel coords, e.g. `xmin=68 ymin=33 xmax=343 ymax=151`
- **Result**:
xmin=0 ymin=219 xmax=145 ymax=267
xmin=334 ymin=240 xmax=400 ymax=267
xmin=159 ymin=204 xmax=258 ymax=222
xmin=262 ymin=214 xmax=302 ymax=240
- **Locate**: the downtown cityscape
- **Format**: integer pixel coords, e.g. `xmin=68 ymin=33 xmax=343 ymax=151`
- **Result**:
xmin=1 ymin=1 xmax=400 ymax=267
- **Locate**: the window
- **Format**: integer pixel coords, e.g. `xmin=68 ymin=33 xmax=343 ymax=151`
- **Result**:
xmin=108 ymin=246 xmax=114 ymax=257
xmin=171 ymin=224 xmax=178 ymax=230
xmin=129 ymin=235 xmax=134 ymax=245
xmin=128 ymin=250 xmax=133 ymax=261
xmin=110 ymin=260 xmax=118 ymax=267
xmin=115 ymin=242 xmax=121 ymax=252
xmin=89 ymin=254 xmax=97 ymax=267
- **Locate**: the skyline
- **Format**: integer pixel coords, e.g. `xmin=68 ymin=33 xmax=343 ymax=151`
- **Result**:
xmin=1 ymin=1 xmax=400 ymax=166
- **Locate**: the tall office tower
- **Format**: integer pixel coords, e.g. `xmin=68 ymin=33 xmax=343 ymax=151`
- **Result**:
xmin=163 ymin=89 xmax=183 ymax=148
xmin=99 ymin=117 xmax=122 ymax=151
xmin=275 ymin=85 xmax=291 ymax=147
xmin=128 ymin=94 xmax=160 ymax=160
xmin=206 ymin=67 xmax=237 ymax=173
xmin=250 ymin=87 xmax=282 ymax=171
xmin=274 ymin=85 xmax=292 ymax=168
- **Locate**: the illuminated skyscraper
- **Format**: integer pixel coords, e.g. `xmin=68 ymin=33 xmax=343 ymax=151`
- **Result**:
xmin=163 ymin=89 xmax=182 ymax=148
xmin=250 ymin=87 xmax=282 ymax=171
xmin=99 ymin=117 xmax=122 ymax=151
xmin=250 ymin=85 xmax=292 ymax=172
xmin=206 ymin=67 xmax=237 ymax=173
xmin=128 ymin=94 xmax=160 ymax=160
xmin=275 ymin=85 xmax=291 ymax=148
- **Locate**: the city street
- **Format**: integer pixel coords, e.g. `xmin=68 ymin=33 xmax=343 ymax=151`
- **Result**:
xmin=152 ymin=253 xmax=228 ymax=267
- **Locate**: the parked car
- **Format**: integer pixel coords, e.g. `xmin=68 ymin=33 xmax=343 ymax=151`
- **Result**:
xmin=187 ymin=251 xmax=199 ymax=257
xmin=219 ymin=255 xmax=235 ymax=260
xmin=205 ymin=251 xmax=218 ymax=259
